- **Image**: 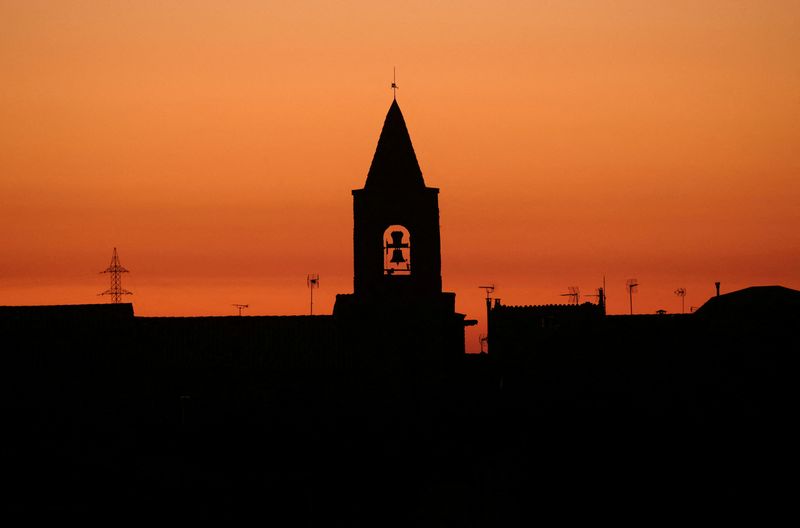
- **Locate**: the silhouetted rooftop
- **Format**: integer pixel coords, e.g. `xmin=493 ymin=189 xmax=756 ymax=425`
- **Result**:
xmin=0 ymin=303 xmax=134 ymax=320
xmin=364 ymin=99 xmax=426 ymax=191
xmin=694 ymin=285 xmax=800 ymax=323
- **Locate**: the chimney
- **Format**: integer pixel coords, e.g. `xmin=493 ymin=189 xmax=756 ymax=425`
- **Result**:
xmin=715 ymin=282 xmax=720 ymax=297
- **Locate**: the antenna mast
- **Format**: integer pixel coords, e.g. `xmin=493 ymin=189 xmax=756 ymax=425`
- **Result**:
xmin=586 ymin=286 xmax=604 ymax=308
xmin=674 ymin=288 xmax=686 ymax=314
xmin=478 ymin=284 xmax=495 ymax=353
xmin=98 ymin=247 xmax=132 ymax=303
xmin=560 ymin=286 xmax=580 ymax=305
xmin=626 ymin=278 xmax=639 ymax=315
xmin=307 ymin=274 xmax=320 ymax=315
xmin=479 ymin=284 xmax=495 ymax=319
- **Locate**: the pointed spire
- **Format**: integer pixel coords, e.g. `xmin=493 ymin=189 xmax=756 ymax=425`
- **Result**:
xmin=364 ymin=100 xmax=426 ymax=191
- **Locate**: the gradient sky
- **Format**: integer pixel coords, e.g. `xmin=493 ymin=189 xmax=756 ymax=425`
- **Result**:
xmin=2 ymin=1 xmax=798 ymax=351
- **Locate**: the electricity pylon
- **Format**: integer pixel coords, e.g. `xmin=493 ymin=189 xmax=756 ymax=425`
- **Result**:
xmin=98 ymin=247 xmax=132 ymax=303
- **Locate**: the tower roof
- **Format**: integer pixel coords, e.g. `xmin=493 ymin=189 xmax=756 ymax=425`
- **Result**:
xmin=364 ymin=100 xmax=426 ymax=190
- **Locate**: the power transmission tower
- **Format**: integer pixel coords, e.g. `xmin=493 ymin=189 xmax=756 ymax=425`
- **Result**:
xmin=98 ymin=247 xmax=132 ymax=303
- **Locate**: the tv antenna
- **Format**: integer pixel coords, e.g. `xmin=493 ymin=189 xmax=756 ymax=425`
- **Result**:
xmin=478 ymin=285 xmax=495 ymax=352
xmin=479 ymin=283 xmax=495 ymax=313
xmin=479 ymin=284 xmax=495 ymax=301
xmin=585 ymin=287 xmax=604 ymax=306
xmin=232 ymin=304 xmax=248 ymax=316
xmin=98 ymin=247 xmax=132 ymax=303
xmin=560 ymin=286 xmax=580 ymax=305
xmin=307 ymin=274 xmax=320 ymax=315
xmin=391 ymin=67 xmax=398 ymax=99
xmin=626 ymin=278 xmax=639 ymax=315
xmin=674 ymin=288 xmax=686 ymax=314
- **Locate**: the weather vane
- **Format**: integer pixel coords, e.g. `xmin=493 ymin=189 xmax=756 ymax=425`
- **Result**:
xmin=391 ymin=67 xmax=398 ymax=100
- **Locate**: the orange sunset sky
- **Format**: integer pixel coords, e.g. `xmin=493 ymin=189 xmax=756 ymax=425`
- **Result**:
xmin=1 ymin=1 xmax=798 ymax=351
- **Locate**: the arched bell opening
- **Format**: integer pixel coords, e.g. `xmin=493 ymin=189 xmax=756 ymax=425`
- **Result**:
xmin=383 ymin=225 xmax=411 ymax=276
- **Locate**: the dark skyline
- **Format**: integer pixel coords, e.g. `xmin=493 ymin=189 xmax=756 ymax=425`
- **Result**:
xmin=3 ymin=25 xmax=795 ymax=517
xmin=2 ymin=2 xmax=799 ymax=352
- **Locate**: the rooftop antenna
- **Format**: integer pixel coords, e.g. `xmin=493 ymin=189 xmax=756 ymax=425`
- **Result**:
xmin=307 ymin=274 xmax=320 ymax=315
xmin=479 ymin=284 xmax=495 ymax=316
xmin=479 ymin=284 xmax=495 ymax=300
xmin=98 ymin=247 xmax=132 ymax=303
xmin=232 ymin=304 xmax=248 ymax=316
xmin=479 ymin=284 xmax=495 ymax=353
xmin=626 ymin=278 xmax=639 ymax=315
xmin=674 ymin=288 xmax=686 ymax=314
xmin=586 ymin=287 xmax=604 ymax=306
xmin=560 ymin=286 xmax=580 ymax=305
xmin=391 ymin=67 xmax=398 ymax=100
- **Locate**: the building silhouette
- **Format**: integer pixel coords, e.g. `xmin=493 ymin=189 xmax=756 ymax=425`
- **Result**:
xmin=334 ymin=99 xmax=475 ymax=367
xmin=1 ymin=98 xmax=795 ymax=522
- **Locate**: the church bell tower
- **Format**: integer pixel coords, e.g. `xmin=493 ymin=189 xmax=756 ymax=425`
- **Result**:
xmin=352 ymin=99 xmax=443 ymax=300
xmin=334 ymin=98 xmax=471 ymax=363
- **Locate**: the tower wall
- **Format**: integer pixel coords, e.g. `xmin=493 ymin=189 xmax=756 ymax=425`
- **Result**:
xmin=352 ymin=187 xmax=442 ymax=298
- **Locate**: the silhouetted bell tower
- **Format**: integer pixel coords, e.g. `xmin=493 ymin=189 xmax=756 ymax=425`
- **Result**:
xmin=353 ymin=99 xmax=443 ymax=300
xmin=334 ymin=98 xmax=471 ymax=364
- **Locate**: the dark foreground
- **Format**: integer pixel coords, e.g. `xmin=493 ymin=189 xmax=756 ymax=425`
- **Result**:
xmin=1 ymin=302 xmax=793 ymax=523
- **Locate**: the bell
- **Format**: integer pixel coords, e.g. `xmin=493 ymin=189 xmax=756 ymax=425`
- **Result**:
xmin=390 ymin=231 xmax=405 ymax=247
xmin=390 ymin=248 xmax=406 ymax=264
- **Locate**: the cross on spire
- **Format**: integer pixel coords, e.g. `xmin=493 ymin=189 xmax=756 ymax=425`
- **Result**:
xmin=391 ymin=67 xmax=398 ymax=100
